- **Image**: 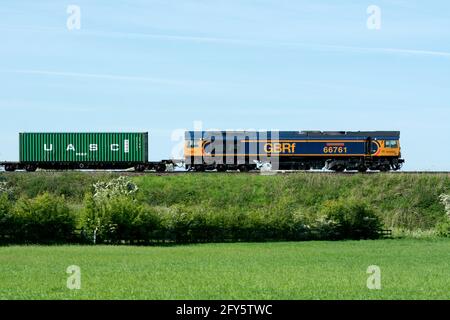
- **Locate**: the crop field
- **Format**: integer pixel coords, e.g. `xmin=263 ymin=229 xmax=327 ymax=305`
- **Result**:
xmin=1 ymin=239 xmax=450 ymax=300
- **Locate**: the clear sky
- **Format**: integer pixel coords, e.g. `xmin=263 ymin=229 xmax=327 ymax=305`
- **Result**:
xmin=0 ymin=0 xmax=449 ymax=170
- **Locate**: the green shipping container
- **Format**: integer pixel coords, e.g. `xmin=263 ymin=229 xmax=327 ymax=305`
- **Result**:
xmin=20 ymin=132 xmax=148 ymax=164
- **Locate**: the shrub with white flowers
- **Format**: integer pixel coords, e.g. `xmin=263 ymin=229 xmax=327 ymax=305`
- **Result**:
xmin=0 ymin=181 xmax=13 ymax=198
xmin=93 ymin=176 xmax=138 ymax=200
xmin=81 ymin=177 xmax=140 ymax=243
xmin=439 ymin=194 xmax=450 ymax=218
xmin=0 ymin=182 xmax=7 ymax=193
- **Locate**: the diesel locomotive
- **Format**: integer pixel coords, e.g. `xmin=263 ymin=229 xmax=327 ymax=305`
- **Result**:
xmin=184 ymin=130 xmax=404 ymax=172
xmin=0 ymin=130 xmax=404 ymax=172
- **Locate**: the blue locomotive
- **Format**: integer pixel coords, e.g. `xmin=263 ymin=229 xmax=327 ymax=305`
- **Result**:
xmin=184 ymin=130 xmax=404 ymax=172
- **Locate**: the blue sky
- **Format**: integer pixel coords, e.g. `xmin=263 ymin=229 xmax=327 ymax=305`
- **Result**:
xmin=0 ymin=0 xmax=449 ymax=170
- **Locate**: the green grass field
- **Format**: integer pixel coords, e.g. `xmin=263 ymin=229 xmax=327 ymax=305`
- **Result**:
xmin=1 ymin=239 xmax=450 ymax=300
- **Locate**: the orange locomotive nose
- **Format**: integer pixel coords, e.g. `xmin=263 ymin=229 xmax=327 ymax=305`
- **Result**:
xmin=184 ymin=139 xmax=204 ymax=157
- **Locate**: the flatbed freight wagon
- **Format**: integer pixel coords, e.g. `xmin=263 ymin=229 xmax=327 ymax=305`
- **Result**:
xmin=0 ymin=132 xmax=171 ymax=172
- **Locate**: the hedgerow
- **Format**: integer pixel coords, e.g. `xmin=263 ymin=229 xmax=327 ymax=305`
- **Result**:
xmin=1 ymin=193 xmax=76 ymax=243
xmin=0 ymin=173 xmax=449 ymax=244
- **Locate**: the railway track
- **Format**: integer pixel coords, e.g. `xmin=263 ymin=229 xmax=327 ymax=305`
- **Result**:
xmin=1 ymin=169 xmax=449 ymax=175
xmin=126 ymin=170 xmax=450 ymax=176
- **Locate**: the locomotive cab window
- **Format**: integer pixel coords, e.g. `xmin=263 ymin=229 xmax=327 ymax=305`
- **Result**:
xmin=385 ymin=140 xmax=398 ymax=148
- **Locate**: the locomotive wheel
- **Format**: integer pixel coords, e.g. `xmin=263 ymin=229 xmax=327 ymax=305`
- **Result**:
xmin=334 ymin=166 xmax=345 ymax=172
xmin=238 ymin=165 xmax=249 ymax=172
xmin=298 ymin=163 xmax=310 ymax=170
xmin=379 ymin=165 xmax=390 ymax=172
xmin=216 ymin=164 xmax=227 ymax=172
xmin=194 ymin=165 xmax=205 ymax=172
xmin=357 ymin=165 xmax=367 ymax=173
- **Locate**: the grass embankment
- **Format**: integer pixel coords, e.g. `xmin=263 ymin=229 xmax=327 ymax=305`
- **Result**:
xmin=1 ymin=172 xmax=449 ymax=232
xmin=1 ymin=239 xmax=450 ymax=299
xmin=132 ymin=173 xmax=450 ymax=231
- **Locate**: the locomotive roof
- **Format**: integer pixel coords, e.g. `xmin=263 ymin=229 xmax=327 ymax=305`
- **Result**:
xmin=185 ymin=131 xmax=400 ymax=138
xmin=301 ymin=131 xmax=400 ymax=137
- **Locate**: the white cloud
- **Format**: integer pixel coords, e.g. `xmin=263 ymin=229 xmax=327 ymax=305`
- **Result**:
xmin=305 ymin=43 xmax=450 ymax=58
xmin=2 ymin=24 xmax=449 ymax=58
xmin=3 ymin=69 xmax=213 ymax=87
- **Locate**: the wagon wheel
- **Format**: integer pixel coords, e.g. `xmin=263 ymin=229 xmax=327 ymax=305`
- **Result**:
xmin=5 ymin=164 xmax=16 ymax=172
xmin=134 ymin=164 xmax=146 ymax=172
xmin=25 ymin=165 xmax=37 ymax=172
xmin=155 ymin=163 xmax=166 ymax=172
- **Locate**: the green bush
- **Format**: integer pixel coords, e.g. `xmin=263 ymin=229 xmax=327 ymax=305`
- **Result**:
xmin=436 ymin=220 xmax=450 ymax=237
xmin=13 ymin=193 xmax=76 ymax=243
xmin=0 ymin=181 xmax=14 ymax=200
xmin=107 ymin=197 xmax=140 ymax=241
xmin=80 ymin=192 xmax=104 ymax=243
xmin=320 ymin=199 xmax=383 ymax=239
xmin=310 ymin=217 xmax=340 ymax=240
xmin=133 ymin=205 xmax=163 ymax=242
xmin=289 ymin=211 xmax=312 ymax=240
xmin=0 ymin=194 xmax=15 ymax=242
xmin=81 ymin=192 xmax=163 ymax=244
xmin=81 ymin=193 xmax=136 ymax=243
xmin=160 ymin=206 xmax=199 ymax=243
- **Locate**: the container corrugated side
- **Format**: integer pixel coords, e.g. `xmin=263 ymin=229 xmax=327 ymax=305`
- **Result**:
xmin=19 ymin=132 xmax=148 ymax=163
